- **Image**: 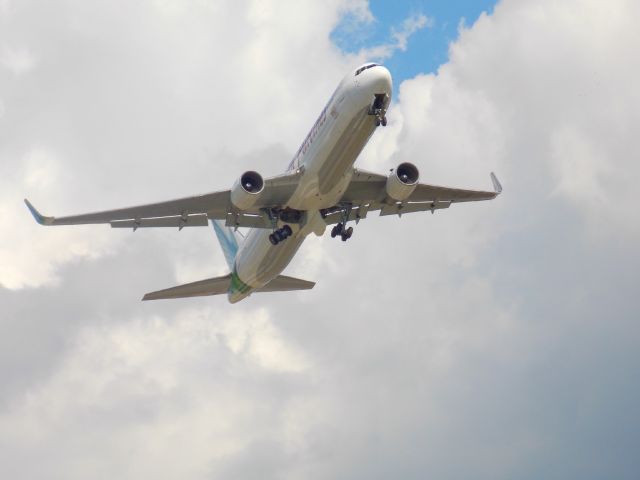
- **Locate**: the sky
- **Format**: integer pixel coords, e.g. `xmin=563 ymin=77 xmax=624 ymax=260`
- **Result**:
xmin=333 ymin=0 xmax=497 ymax=82
xmin=1 ymin=1 xmax=640 ymax=479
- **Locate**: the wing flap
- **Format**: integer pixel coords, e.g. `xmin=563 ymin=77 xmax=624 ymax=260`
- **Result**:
xmin=111 ymin=214 xmax=209 ymax=229
xmin=379 ymin=201 xmax=451 ymax=216
xmin=321 ymin=205 xmax=370 ymax=225
xmin=224 ymin=212 xmax=270 ymax=229
xmin=142 ymin=274 xmax=231 ymax=301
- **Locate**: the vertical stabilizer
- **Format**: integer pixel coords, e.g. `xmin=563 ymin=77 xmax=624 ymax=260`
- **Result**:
xmin=211 ymin=220 xmax=240 ymax=269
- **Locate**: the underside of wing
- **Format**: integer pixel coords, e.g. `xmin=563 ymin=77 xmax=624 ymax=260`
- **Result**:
xmin=26 ymin=192 xmax=229 ymax=225
xmin=25 ymin=171 xmax=301 ymax=229
xmin=329 ymin=168 xmax=501 ymax=222
xmin=341 ymin=168 xmax=501 ymax=204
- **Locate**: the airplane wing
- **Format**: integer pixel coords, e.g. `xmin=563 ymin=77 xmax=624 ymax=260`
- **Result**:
xmin=323 ymin=168 xmax=502 ymax=224
xmin=24 ymin=171 xmax=301 ymax=230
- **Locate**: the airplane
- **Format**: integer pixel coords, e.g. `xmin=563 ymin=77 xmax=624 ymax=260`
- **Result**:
xmin=25 ymin=63 xmax=502 ymax=304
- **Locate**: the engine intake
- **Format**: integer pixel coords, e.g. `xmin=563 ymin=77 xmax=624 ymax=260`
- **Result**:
xmin=385 ymin=162 xmax=419 ymax=201
xmin=230 ymin=171 xmax=265 ymax=210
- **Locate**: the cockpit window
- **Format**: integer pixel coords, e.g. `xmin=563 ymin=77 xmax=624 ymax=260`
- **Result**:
xmin=355 ymin=63 xmax=380 ymax=76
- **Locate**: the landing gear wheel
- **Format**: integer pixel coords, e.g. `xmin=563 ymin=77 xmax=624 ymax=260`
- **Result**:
xmin=331 ymin=225 xmax=339 ymax=238
xmin=381 ymin=116 xmax=387 ymax=127
xmin=270 ymin=225 xmax=293 ymax=245
xmin=341 ymin=227 xmax=353 ymax=242
xmin=375 ymin=118 xmax=381 ymax=127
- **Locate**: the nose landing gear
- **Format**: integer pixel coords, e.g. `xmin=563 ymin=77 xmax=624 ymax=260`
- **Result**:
xmin=369 ymin=93 xmax=389 ymax=127
xmin=375 ymin=116 xmax=387 ymax=127
xmin=269 ymin=225 xmax=293 ymax=245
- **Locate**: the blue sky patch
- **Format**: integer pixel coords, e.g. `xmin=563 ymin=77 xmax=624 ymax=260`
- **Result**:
xmin=331 ymin=0 xmax=497 ymax=85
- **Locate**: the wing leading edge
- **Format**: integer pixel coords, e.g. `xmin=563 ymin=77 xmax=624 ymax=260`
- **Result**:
xmin=24 ymin=171 xmax=301 ymax=230
xmin=321 ymin=169 xmax=501 ymax=224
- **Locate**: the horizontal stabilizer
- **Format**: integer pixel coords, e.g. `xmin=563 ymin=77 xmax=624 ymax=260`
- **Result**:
xmin=257 ymin=275 xmax=315 ymax=292
xmin=142 ymin=273 xmax=314 ymax=301
xmin=142 ymin=274 xmax=231 ymax=301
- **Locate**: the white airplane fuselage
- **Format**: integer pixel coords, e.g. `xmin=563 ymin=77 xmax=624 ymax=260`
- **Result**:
xmin=229 ymin=65 xmax=392 ymax=302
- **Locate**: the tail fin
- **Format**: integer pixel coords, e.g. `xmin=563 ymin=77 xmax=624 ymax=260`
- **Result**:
xmin=211 ymin=220 xmax=240 ymax=269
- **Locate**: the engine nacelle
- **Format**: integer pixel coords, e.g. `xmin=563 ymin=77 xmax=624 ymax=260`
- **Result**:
xmin=385 ymin=162 xmax=419 ymax=201
xmin=230 ymin=171 xmax=265 ymax=210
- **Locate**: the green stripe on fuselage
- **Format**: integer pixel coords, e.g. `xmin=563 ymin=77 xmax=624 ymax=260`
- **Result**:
xmin=230 ymin=270 xmax=252 ymax=295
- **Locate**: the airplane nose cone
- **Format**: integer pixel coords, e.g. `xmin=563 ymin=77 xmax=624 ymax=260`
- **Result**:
xmin=376 ymin=65 xmax=392 ymax=91
xmin=365 ymin=65 xmax=392 ymax=96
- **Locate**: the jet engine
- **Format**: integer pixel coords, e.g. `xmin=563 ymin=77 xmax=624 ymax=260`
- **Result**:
xmin=230 ymin=171 xmax=265 ymax=210
xmin=385 ymin=162 xmax=419 ymax=201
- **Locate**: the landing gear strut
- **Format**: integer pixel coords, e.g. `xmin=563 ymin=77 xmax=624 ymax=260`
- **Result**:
xmin=269 ymin=225 xmax=293 ymax=245
xmin=375 ymin=116 xmax=387 ymax=127
xmin=370 ymin=93 xmax=388 ymax=127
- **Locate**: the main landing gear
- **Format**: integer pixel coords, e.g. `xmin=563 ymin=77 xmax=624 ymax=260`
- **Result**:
xmin=269 ymin=225 xmax=292 ymax=245
xmin=330 ymin=223 xmax=353 ymax=242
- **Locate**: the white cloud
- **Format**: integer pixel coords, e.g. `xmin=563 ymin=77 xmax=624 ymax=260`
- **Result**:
xmin=1 ymin=0 xmax=640 ymax=479
xmin=0 ymin=148 xmax=118 ymax=290
xmin=359 ymin=13 xmax=433 ymax=61
xmin=0 ymin=45 xmax=36 ymax=75
xmin=391 ymin=13 xmax=434 ymax=51
xmin=0 ymin=0 xmax=11 ymax=14
xmin=0 ymin=306 xmax=311 ymax=478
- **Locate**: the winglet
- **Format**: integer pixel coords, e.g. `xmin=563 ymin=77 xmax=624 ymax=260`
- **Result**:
xmin=490 ymin=172 xmax=503 ymax=195
xmin=24 ymin=199 xmax=54 ymax=225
